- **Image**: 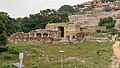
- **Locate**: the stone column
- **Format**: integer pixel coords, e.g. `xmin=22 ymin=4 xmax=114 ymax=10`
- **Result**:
xmin=48 ymin=33 xmax=50 ymax=37
xmin=41 ymin=33 xmax=43 ymax=37
xmin=34 ymin=33 xmax=37 ymax=38
xmin=55 ymin=34 xmax=57 ymax=38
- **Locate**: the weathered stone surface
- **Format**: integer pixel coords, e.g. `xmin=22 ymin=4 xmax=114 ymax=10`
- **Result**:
xmin=8 ymin=29 xmax=56 ymax=44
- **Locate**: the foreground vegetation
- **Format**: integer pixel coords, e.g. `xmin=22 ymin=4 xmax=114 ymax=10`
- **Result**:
xmin=0 ymin=41 xmax=114 ymax=68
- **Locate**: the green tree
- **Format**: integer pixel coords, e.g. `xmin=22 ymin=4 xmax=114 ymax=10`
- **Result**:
xmin=15 ymin=17 xmax=24 ymax=32
xmin=0 ymin=22 xmax=7 ymax=46
xmin=0 ymin=12 xmax=20 ymax=46
xmin=20 ymin=17 xmax=36 ymax=33
xmin=0 ymin=12 xmax=19 ymax=36
xmin=98 ymin=17 xmax=116 ymax=29
xmin=17 ymin=9 xmax=68 ymax=33
xmin=59 ymin=5 xmax=75 ymax=13
xmin=75 ymin=4 xmax=85 ymax=8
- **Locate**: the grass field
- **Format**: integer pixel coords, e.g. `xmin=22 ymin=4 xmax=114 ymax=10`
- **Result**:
xmin=0 ymin=41 xmax=114 ymax=68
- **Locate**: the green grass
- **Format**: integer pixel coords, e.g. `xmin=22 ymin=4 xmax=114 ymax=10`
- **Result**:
xmin=92 ymin=32 xmax=107 ymax=37
xmin=0 ymin=41 xmax=114 ymax=68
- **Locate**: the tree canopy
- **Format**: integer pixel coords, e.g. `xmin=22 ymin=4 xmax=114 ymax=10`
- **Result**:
xmin=59 ymin=5 xmax=75 ymax=13
xmin=17 ymin=9 xmax=69 ymax=33
xmin=98 ymin=17 xmax=116 ymax=29
xmin=0 ymin=12 xmax=8 ymax=46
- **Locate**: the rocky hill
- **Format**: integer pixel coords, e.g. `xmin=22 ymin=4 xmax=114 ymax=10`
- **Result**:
xmin=67 ymin=0 xmax=120 ymax=31
xmin=73 ymin=0 xmax=120 ymax=14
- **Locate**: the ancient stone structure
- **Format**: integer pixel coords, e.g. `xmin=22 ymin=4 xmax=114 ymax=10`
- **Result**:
xmin=45 ymin=10 xmax=120 ymax=42
xmin=69 ymin=10 xmax=120 ymax=31
xmin=8 ymin=29 xmax=61 ymax=44
xmin=46 ymin=23 xmax=105 ymax=42
xmin=9 ymin=9 xmax=120 ymax=44
xmin=76 ymin=32 xmax=91 ymax=42
xmin=80 ymin=26 xmax=106 ymax=32
xmin=46 ymin=23 xmax=77 ymax=38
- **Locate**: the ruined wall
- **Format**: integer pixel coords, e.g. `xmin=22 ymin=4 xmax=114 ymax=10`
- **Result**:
xmin=8 ymin=29 xmax=60 ymax=44
xmin=68 ymin=10 xmax=120 ymax=31
xmin=46 ymin=23 xmax=76 ymax=38
xmin=80 ymin=26 xmax=106 ymax=32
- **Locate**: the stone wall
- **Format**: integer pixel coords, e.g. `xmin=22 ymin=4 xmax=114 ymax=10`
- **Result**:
xmin=68 ymin=10 xmax=120 ymax=31
xmin=80 ymin=26 xmax=106 ymax=32
xmin=8 ymin=29 xmax=61 ymax=44
xmin=76 ymin=32 xmax=91 ymax=42
xmin=46 ymin=23 xmax=76 ymax=38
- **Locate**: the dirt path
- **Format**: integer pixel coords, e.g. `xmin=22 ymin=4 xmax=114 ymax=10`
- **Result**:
xmin=111 ymin=41 xmax=120 ymax=68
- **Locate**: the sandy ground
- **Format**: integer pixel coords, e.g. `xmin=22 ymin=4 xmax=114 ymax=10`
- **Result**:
xmin=111 ymin=41 xmax=120 ymax=68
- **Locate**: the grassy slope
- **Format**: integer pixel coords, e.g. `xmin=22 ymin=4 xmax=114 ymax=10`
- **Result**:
xmin=0 ymin=42 xmax=114 ymax=68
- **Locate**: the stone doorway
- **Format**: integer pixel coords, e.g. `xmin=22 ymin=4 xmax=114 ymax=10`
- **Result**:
xmin=58 ymin=26 xmax=64 ymax=37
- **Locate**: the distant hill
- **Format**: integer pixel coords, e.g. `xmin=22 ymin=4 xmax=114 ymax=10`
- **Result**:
xmin=72 ymin=0 xmax=120 ymax=14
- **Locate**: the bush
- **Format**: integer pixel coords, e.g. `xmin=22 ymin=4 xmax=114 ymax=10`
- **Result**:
xmin=59 ymin=5 xmax=75 ymax=13
xmin=98 ymin=17 xmax=116 ymax=29
xmin=2 ymin=64 xmax=14 ymax=68
xmin=103 ymin=7 xmax=112 ymax=12
xmin=32 ymin=64 xmax=39 ymax=68
xmin=1 ymin=53 xmax=17 ymax=60
xmin=0 ymin=46 xmax=8 ymax=53
xmin=7 ymin=47 xmax=19 ymax=55
xmin=96 ymin=30 xmax=101 ymax=33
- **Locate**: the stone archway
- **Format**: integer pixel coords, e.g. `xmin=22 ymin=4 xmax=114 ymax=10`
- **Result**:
xmin=43 ymin=33 xmax=48 ymax=37
xmin=36 ymin=33 xmax=41 ymax=37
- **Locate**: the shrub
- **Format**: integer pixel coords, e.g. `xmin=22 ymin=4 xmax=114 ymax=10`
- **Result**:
xmin=32 ymin=65 xmax=39 ymax=68
xmin=7 ymin=47 xmax=19 ymax=55
xmin=0 ymin=46 xmax=8 ymax=53
xmin=98 ymin=17 xmax=116 ymax=29
xmin=2 ymin=64 xmax=14 ymax=68
xmin=2 ymin=53 xmax=16 ymax=60
xmin=103 ymin=7 xmax=112 ymax=12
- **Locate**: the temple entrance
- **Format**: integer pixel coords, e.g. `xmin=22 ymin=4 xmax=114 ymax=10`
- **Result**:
xmin=58 ymin=27 xmax=64 ymax=37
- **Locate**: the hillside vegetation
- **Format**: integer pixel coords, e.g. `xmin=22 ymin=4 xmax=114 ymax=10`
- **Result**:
xmin=1 ymin=0 xmax=120 ymax=46
xmin=0 ymin=42 xmax=114 ymax=68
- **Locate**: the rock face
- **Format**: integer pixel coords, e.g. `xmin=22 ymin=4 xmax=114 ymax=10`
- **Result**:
xmin=114 ymin=20 xmax=120 ymax=30
xmin=68 ymin=10 xmax=120 ymax=30
xmin=81 ymin=0 xmax=119 ymax=11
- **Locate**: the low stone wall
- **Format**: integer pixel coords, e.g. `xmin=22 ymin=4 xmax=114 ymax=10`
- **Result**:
xmin=8 ymin=37 xmax=54 ymax=44
xmin=84 ymin=37 xmax=108 ymax=42
xmin=76 ymin=32 xmax=91 ymax=42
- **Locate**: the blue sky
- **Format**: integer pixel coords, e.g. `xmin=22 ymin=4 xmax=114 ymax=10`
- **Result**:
xmin=0 ymin=0 xmax=92 ymax=18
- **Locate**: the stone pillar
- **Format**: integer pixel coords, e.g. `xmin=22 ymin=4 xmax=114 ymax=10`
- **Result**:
xmin=41 ymin=33 xmax=43 ymax=37
xmin=55 ymin=34 xmax=57 ymax=38
xmin=34 ymin=33 xmax=37 ymax=38
xmin=48 ymin=34 xmax=50 ymax=37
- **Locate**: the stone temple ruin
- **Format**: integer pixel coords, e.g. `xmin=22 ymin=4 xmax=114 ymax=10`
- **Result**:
xmin=8 ymin=10 xmax=120 ymax=44
xmin=8 ymin=29 xmax=61 ymax=44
